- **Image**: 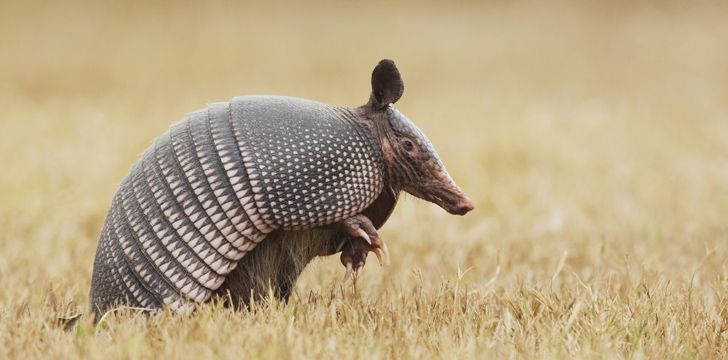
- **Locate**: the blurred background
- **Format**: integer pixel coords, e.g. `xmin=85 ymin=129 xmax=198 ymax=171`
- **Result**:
xmin=1 ymin=0 xmax=727 ymax=315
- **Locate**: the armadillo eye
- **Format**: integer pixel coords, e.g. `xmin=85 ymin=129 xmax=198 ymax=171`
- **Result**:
xmin=403 ymin=139 xmax=414 ymax=151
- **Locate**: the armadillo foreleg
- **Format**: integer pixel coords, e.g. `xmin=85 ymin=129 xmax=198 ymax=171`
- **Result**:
xmin=334 ymin=214 xmax=389 ymax=281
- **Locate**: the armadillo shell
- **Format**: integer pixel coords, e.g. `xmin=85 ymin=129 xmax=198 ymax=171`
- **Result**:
xmin=89 ymin=96 xmax=384 ymax=315
xmin=234 ymin=96 xmax=385 ymax=229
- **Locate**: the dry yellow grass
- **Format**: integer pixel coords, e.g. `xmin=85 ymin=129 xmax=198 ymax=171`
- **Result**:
xmin=2 ymin=0 xmax=728 ymax=358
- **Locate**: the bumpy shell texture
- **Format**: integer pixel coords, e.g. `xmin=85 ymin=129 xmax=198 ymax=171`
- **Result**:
xmin=89 ymin=96 xmax=384 ymax=315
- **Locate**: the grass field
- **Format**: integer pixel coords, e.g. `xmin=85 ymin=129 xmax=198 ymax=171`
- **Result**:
xmin=2 ymin=1 xmax=728 ymax=358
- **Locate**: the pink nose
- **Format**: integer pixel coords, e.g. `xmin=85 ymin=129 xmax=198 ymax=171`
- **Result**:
xmin=450 ymin=198 xmax=475 ymax=215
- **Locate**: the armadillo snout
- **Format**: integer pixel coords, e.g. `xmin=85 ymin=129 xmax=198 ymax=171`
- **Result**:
xmin=403 ymin=161 xmax=474 ymax=216
xmin=446 ymin=196 xmax=475 ymax=216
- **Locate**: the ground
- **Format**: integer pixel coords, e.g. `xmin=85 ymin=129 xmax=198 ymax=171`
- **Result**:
xmin=1 ymin=1 xmax=728 ymax=358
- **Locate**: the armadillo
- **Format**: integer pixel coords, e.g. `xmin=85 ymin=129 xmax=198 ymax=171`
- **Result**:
xmin=89 ymin=59 xmax=474 ymax=319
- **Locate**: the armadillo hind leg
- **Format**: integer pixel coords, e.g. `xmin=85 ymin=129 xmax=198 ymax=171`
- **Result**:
xmin=214 ymin=228 xmax=340 ymax=308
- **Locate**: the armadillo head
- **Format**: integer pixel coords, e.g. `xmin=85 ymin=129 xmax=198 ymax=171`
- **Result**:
xmin=361 ymin=59 xmax=474 ymax=216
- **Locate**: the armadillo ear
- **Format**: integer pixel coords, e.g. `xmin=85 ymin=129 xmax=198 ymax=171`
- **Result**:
xmin=369 ymin=59 xmax=404 ymax=110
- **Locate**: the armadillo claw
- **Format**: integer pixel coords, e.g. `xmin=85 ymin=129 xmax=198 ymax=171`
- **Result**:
xmin=368 ymin=235 xmax=389 ymax=266
xmin=349 ymin=219 xmax=387 ymax=266
xmin=381 ymin=240 xmax=390 ymax=265
xmin=341 ymin=260 xmax=365 ymax=282
xmin=338 ymin=214 xmax=390 ymax=280
xmin=355 ymin=228 xmax=372 ymax=245
xmin=372 ymin=248 xmax=384 ymax=267
xmin=342 ymin=262 xmax=354 ymax=282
